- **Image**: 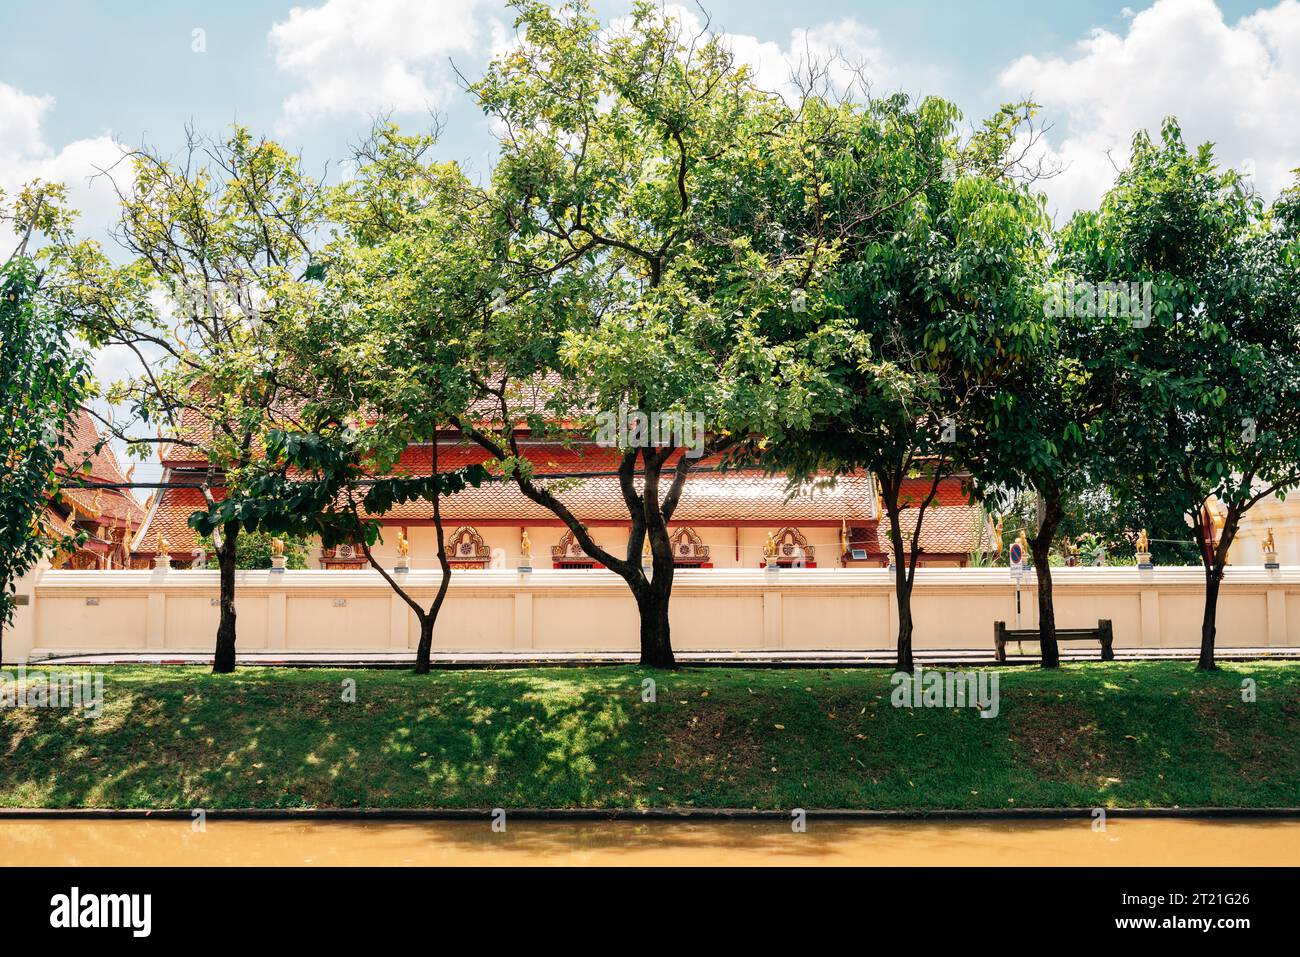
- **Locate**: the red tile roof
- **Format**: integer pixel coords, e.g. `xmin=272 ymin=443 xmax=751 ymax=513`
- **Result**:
xmin=137 ymin=456 xmax=977 ymax=561
xmin=864 ymin=504 xmax=984 ymax=558
xmin=52 ymin=409 xmax=146 ymax=530
xmin=135 ymin=485 xmax=218 ymax=555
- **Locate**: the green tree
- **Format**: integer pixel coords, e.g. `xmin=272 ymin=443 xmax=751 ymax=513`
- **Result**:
xmin=444 ymin=0 xmax=849 ymax=667
xmin=1 ymin=183 xmax=91 ymax=663
xmin=964 ymin=233 xmax=1124 ymax=666
xmin=767 ymin=97 xmax=1051 ymax=671
xmin=46 ymin=128 xmax=328 ymax=673
xmin=252 ymin=122 xmax=497 ymax=673
xmin=1065 ymin=119 xmax=1300 ymax=670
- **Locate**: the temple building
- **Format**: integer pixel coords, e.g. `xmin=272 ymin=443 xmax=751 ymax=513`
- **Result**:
xmin=41 ymin=408 xmax=148 ymax=570
xmin=134 ymin=413 xmax=984 ymax=570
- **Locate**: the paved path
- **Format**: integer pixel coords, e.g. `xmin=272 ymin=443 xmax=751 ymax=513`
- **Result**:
xmin=27 ymin=647 xmax=1300 ymax=668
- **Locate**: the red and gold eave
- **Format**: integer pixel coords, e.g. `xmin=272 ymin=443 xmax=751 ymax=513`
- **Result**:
xmin=43 ymin=409 xmax=149 ymax=569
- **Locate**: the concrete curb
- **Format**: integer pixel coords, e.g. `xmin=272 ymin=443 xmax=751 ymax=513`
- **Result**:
xmin=2 ymin=806 xmax=1299 ymax=821
xmin=22 ymin=652 xmax=1300 ymax=670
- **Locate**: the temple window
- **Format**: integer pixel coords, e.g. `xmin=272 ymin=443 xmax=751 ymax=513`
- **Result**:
xmin=321 ymin=542 xmax=367 ymax=570
xmin=443 ymin=526 xmax=491 ymax=569
xmin=669 ymin=527 xmax=712 ymax=568
xmin=768 ymin=526 xmax=816 ymax=568
xmin=551 ymin=529 xmax=597 ymax=569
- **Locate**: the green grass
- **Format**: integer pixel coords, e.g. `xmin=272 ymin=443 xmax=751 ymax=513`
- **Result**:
xmin=1 ymin=661 xmax=1297 ymax=810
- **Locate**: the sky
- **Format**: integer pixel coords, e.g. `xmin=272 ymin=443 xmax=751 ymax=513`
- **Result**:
xmin=3 ymin=0 xmax=1299 ymax=483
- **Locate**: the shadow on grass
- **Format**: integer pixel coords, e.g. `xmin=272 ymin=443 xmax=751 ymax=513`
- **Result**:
xmin=1 ymin=662 xmax=1298 ymax=811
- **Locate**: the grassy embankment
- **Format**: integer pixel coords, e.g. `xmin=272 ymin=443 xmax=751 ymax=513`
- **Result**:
xmin=2 ymin=661 xmax=1297 ymax=810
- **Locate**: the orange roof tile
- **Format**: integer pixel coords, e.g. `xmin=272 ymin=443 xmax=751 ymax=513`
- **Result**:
xmin=52 ymin=409 xmax=146 ymax=530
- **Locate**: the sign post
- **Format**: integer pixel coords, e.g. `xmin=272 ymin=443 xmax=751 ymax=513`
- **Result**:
xmin=1009 ymin=536 xmax=1026 ymax=630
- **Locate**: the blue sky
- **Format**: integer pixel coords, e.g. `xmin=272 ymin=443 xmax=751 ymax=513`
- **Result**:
xmin=4 ymin=0 xmax=1295 ymax=229
xmin=3 ymin=0 xmax=1298 ymax=480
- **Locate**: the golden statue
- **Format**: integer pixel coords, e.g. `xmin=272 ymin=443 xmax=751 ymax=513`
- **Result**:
xmin=396 ymin=529 xmax=410 ymax=557
xmin=764 ymin=531 xmax=778 ymax=560
xmin=521 ymin=529 xmax=532 ymax=561
xmin=990 ymin=517 xmax=1004 ymax=555
xmin=1016 ymin=530 xmax=1029 ymax=554
xmin=1263 ymin=527 xmax=1277 ymax=554
xmin=1136 ymin=528 xmax=1149 ymax=552
xmin=840 ymin=519 xmax=849 ymax=557
xmin=271 ymin=537 xmax=285 ymax=557
xmin=155 ymin=533 xmax=170 ymax=554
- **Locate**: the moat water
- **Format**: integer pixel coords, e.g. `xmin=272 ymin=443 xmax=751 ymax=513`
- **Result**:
xmin=1 ymin=817 xmax=1297 ymax=866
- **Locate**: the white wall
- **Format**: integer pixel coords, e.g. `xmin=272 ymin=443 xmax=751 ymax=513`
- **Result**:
xmin=11 ymin=566 xmax=1300 ymax=661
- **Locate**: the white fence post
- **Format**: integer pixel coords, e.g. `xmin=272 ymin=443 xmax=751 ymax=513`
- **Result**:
xmin=1139 ymin=588 xmax=1162 ymax=647
xmin=513 ymin=591 xmax=534 ymax=648
xmin=1266 ymin=589 xmax=1287 ymax=646
xmin=267 ymin=591 xmax=288 ymax=650
xmin=762 ymin=586 xmax=783 ymax=648
xmin=3 ymin=562 xmax=44 ymax=664
xmin=388 ymin=593 xmax=409 ymax=650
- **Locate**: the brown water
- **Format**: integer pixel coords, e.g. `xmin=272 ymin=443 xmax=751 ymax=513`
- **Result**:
xmin=1 ymin=818 xmax=1297 ymax=866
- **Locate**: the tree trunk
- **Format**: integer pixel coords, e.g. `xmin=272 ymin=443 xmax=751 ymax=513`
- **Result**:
xmin=1197 ymin=510 xmax=1239 ymax=672
xmin=637 ymin=583 xmax=675 ymax=669
xmin=414 ymin=613 xmax=435 ymax=676
xmin=886 ymin=511 xmax=914 ymax=673
xmin=212 ymin=521 xmax=239 ymax=674
xmin=415 ymin=517 xmax=453 ymax=675
xmin=1198 ymin=565 xmax=1222 ymax=671
xmin=414 ymin=437 xmax=452 ymax=675
xmin=1030 ymin=495 xmax=1064 ymax=669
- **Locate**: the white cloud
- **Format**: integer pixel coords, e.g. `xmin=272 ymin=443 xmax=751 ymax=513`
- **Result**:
xmin=728 ymin=19 xmax=895 ymax=100
xmin=614 ymin=4 xmax=901 ymax=102
xmin=1000 ymin=0 xmax=1300 ymax=220
xmin=0 ymin=82 xmax=54 ymax=165
xmin=0 ymin=80 xmax=125 ymax=245
xmin=268 ymin=0 xmax=506 ymax=131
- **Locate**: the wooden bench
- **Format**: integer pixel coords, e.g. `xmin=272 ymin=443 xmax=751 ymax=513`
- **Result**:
xmin=994 ymin=620 xmax=1114 ymax=662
